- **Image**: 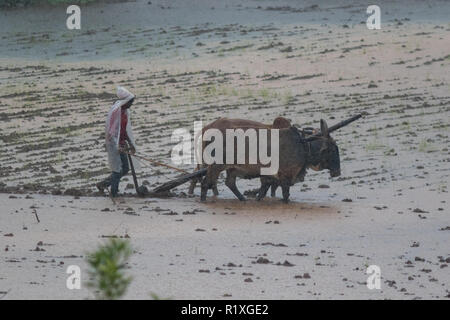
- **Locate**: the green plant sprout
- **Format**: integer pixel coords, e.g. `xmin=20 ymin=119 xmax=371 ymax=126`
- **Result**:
xmin=86 ymin=239 xmax=132 ymax=300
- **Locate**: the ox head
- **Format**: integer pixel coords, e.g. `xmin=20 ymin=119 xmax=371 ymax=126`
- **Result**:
xmin=308 ymin=119 xmax=341 ymax=178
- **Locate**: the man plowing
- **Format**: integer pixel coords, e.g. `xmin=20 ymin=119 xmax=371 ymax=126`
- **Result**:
xmin=96 ymin=86 xmax=137 ymax=197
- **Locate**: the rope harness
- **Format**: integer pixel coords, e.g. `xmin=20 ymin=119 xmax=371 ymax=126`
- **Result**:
xmin=124 ymin=151 xmax=188 ymax=174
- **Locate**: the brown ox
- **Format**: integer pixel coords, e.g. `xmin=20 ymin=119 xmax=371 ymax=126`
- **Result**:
xmin=196 ymin=118 xmax=341 ymax=202
xmin=187 ymin=116 xmax=291 ymax=196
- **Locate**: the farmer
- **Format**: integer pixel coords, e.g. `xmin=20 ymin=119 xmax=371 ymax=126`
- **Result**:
xmin=96 ymin=86 xmax=137 ymax=197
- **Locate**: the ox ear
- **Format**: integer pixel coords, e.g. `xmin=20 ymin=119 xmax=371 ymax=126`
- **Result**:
xmin=320 ymin=119 xmax=329 ymax=137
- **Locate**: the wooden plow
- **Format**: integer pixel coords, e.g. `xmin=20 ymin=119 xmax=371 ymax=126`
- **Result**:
xmin=151 ymin=168 xmax=207 ymax=194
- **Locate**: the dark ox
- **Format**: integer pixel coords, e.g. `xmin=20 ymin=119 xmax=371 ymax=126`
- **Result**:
xmin=200 ymin=118 xmax=341 ymax=202
xmin=265 ymin=119 xmax=341 ymax=198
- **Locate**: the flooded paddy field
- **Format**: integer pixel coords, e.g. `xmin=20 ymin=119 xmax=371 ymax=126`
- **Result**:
xmin=0 ymin=0 xmax=449 ymax=299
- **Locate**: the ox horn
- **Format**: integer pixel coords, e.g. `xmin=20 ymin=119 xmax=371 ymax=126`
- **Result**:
xmin=320 ymin=119 xmax=329 ymax=137
xmin=304 ymin=114 xmax=362 ymax=141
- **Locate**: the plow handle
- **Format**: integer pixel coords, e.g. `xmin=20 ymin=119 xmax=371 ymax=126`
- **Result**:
xmin=127 ymin=153 xmax=140 ymax=195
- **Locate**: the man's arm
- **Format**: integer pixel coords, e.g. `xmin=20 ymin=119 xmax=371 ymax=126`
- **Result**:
xmin=125 ymin=136 xmax=136 ymax=155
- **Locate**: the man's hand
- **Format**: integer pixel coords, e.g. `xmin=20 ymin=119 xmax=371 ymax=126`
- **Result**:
xmin=129 ymin=144 xmax=136 ymax=155
xmin=119 ymin=142 xmax=135 ymax=155
xmin=118 ymin=144 xmax=127 ymax=154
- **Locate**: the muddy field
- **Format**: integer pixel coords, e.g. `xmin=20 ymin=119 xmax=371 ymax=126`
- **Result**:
xmin=0 ymin=0 xmax=449 ymax=299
